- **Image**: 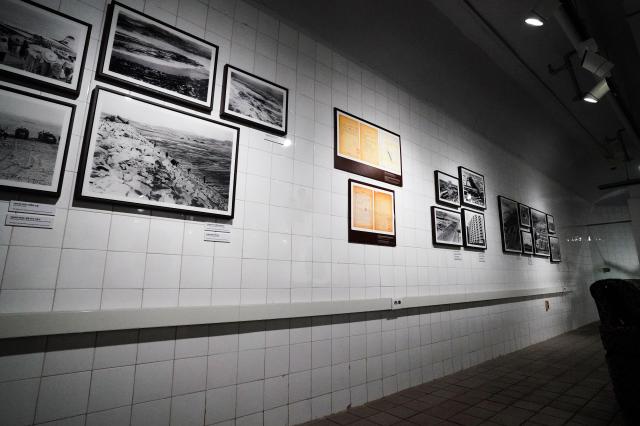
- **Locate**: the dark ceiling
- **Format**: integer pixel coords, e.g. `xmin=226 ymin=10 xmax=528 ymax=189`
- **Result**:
xmin=254 ymin=0 xmax=640 ymax=203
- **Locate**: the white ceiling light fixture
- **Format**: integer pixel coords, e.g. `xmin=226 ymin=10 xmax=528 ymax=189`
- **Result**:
xmin=525 ymin=11 xmax=545 ymax=26
xmin=583 ymin=79 xmax=610 ymax=104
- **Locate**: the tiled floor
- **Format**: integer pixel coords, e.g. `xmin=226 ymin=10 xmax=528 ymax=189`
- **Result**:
xmin=306 ymin=323 xmax=626 ymax=426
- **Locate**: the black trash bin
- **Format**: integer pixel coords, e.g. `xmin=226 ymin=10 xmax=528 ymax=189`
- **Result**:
xmin=590 ymin=279 xmax=640 ymax=424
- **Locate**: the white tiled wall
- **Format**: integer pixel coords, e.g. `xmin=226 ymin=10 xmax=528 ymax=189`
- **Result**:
xmin=0 ymin=0 xmax=610 ymax=424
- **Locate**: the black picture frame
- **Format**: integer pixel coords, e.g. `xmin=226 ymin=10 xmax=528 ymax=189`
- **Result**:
xmin=518 ymin=203 xmax=531 ymax=228
xmin=498 ymin=195 xmax=522 ymax=253
xmin=220 ymin=64 xmax=288 ymax=136
xmin=76 ymin=87 xmax=240 ymax=218
xmin=521 ymin=230 xmax=533 ymax=255
xmin=533 ymin=230 xmax=550 ymax=257
xmin=549 ymin=235 xmax=561 ymax=262
xmin=461 ymin=208 xmax=487 ymax=250
xmin=531 ymin=208 xmax=548 ymax=236
xmin=348 ymin=179 xmax=396 ymax=247
xmin=0 ymin=0 xmax=91 ymax=98
xmin=434 ymin=170 xmax=460 ymax=208
xmin=458 ymin=166 xmax=486 ymax=210
xmin=0 ymin=85 xmax=74 ymax=196
xmin=335 ymin=108 xmax=403 ymax=186
xmin=96 ymin=1 xmax=218 ymax=111
xmin=431 ymin=205 xmax=463 ymax=247
xmin=547 ymin=213 xmax=556 ymax=234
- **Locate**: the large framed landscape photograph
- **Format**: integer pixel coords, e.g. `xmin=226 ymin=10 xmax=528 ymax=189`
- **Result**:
xmin=348 ymin=179 xmax=396 ymax=247
xmin=431 ymin=206 xmax=463 ymax=247
xmin=533 ymin=231 xmax=550 ymax=257
xmin=77 ymin=88 xmax=239 ymax=218
xmin=459 ymin=166 xmax=486 ymax=209
xmin=434 ymin=170 xmax=460 ymax=208
xmin=462 ymin=208 xmax=486 ymax=249
xmin=220 ymin=65 xmax=288 ymax=135
xmin=0 ymin=85 xmax=73 ymax=195
xmin=335 ymin=109 xmax=402 ymax=186
xmin=97 ymin=2 xmax=218 ymax=110
xmin=498 ymin=196 xmax=522 ymax=253
xmin=0 ymin=0 xmax=91 ymax=98
xmin=531 ymin=208 xmax=548 ymax=236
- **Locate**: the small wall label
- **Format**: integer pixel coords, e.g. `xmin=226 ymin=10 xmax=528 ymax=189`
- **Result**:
xmin=9 ymin=201 xmax=56 ymax=216
xmin=204 ymin=223 xmax=232 ymax=243
xmin=6 ymin=213 xmax=54 ymax=229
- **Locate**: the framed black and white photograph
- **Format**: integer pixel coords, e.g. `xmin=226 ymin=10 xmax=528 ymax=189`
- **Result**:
xmin=521 ymin=230 xmax=533 ymax=255
xmin=220 ymin=64 xmax=288 ymax=135
xmin=97 ymin=2 xmax=218 ymax=110
xmin=498 ymin=196 xmax=522 ymax=253
xmin=0 ymin=85 xmax=73 ymax=195
xmin=76 ymin=88 xmax=239 ymax=218
xmin=434 ymin=170 xmax=460 ymax=207
xmin=335 ymin=108 xmax=402 ymax=186
xmin=459 ymin=166 xmax=486 ymax=209
xmin=462 ymin=208 xmax=486 ymax=249
xmin=549 ymin=235 xmax=561 ymax=262
xmin=547 ymin=214 xmax=556 ymax=234
xmin=519 ymin=203 xmax=531 ymax=228
xmin=0 ymin=0 xmax=91 ymax=98
xmin=348 ymin=179 xmax=396 ymax=247
xmin=431 ymin=206 xmax=463 ymax=247
xmin=534 ymin=231 xmax=550 ymax=257
xmin=531 ymin=208 xmax=548 ymax=236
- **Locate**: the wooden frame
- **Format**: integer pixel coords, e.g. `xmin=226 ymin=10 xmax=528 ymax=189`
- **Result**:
xmin=431 ymin=205 xmax=463 ymax=247
xmin=533 ymin=230 xmax=550 ymax=257
xmin=459 ymin=166 xmax=486 ymax=209
xmin=546 ymin=213 xmax=556 ymax=234
xmin=518 ymin=203 xmax=531 ymax=228
xmin=521 ymin=230 xmax=533 ymax=255
xmin=530 ymin=208 xmax=548 ymax=237
xmin=0 ymin=85 xmax=74 ymax=195
xmin=220 ymin=64 xmax=288 ymax=135
xmin=348 ymin=179 xmax=396 ymax=246
xmin=434 ymin=170 xmax=460 ymax=208
xmin=335 ymin=108 xmax=402 ymax=186
xmin=0 ymin=0 xmax=91 ymax=98
xmin=96 ymin=1 xmax=218 ymax=111
xmin=76 ymin=87 xmax=239 ymax=218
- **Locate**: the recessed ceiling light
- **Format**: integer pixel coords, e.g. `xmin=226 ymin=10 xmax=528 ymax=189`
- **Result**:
xmin=525 ymin=12 xmax=545 ymax=27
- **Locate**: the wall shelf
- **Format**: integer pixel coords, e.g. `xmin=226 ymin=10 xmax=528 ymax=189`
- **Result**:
xmin=0 ymin=287 xmax=568 ymax=339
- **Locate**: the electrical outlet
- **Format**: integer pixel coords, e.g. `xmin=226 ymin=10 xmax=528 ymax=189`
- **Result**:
xmin=545 ymin=300 xmax=550 ymax=311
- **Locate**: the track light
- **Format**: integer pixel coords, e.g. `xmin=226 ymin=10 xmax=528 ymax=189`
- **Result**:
xmin=525 ymin=11 xmax=545 ymax=27
xmin=583 ymin=79 xmax=610 ymax=104
xmin=581 ymin=51 xmax=614 ymax=78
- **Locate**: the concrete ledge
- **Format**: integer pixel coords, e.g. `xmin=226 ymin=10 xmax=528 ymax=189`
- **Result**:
xmin=0 ymin=287 xmax=568 ymax=339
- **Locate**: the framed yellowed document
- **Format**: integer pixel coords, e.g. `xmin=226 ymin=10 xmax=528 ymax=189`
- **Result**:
xmin=335 ymin=109 xmax=402 ymax=186
xmin=348 ymin=179 xmax=396 ymax=246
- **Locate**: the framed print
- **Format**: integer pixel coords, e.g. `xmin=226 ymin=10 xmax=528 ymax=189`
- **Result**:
xmin=0 ymin=85 xmax=73 ymax=195
xmin=76 ymin=87 xmax=239 ymax=218
xmin=434 ymin=170 xmax=460 ymax=207
xmin=521 ymin=230 xmax=533 ymax=255
xmin=533 ymin=231 xmax=550 ymax=257
xmin=518 ymin=203 xmax=531 ymax=228
xmin=462 ymin=208 xmax=487 ymax=249
xmin=335 ymin=108 xmax=402 ymax=186
xmin=531 ymin=208 xmax=548 ymax=236
xmin=458 ymin=166 xmax=486 ymax=209
xmin=431 ymin=206 xmax=463 ymax=247
xmin=0 ymin=0 xmax=91 ymax=98
xmin=348 ymin=179 xmax=396 ymax=246
xmin=549 ymin=235 xmax=561 ymax=262
xmin=220 ymin=64 xmax=288 ymax=135
xmin=498 ymin=196 xmax=522 ymax=253
xmin=97 ymin=2 xmax=218 ymax=111
xmin=547 ymin=214 xmax=556 ymax=234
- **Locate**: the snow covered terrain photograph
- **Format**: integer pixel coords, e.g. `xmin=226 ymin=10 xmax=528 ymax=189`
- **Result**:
xmin=100 ymin=3 xmax=216 ymax=108
xmin=79 ymin=89 xmax=238 ymax=217
xmin=222 ymin=65 xmax=288 ymax=134
xmin=0 ymin=87 xmax=72 ymax=193
xmin=0 ymin=0 xmax=89 ymax=93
